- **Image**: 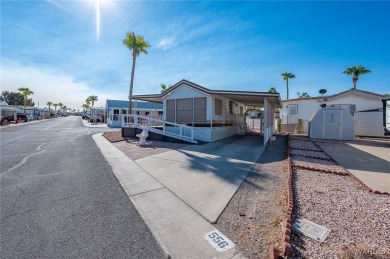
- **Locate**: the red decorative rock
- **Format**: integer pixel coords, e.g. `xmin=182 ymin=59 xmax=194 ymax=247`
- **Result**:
xmin=269 ymin=245 xmax=279 ymax=259
xmin=282 ymin=242 xmax=292 ymax=256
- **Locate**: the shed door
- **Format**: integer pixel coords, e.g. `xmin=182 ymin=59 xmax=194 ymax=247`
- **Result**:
xmin=323 ymin=110 xmax=341 ymax=139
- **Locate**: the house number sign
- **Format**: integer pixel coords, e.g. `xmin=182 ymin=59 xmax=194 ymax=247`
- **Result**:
xmin=204 ymin=230 xmax=235 ymax=252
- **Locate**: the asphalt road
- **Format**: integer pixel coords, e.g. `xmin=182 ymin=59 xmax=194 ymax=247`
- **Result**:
xmin=0 ymin=117 xmax=164 ymax=258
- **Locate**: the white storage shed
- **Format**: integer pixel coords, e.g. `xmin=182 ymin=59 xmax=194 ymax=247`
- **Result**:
xmin=309 ymin=107 xmax=355 ymax=140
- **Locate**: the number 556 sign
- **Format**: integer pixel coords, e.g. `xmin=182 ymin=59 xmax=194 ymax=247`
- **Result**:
xmin=204 ymin=230 xmax=235 ymax=252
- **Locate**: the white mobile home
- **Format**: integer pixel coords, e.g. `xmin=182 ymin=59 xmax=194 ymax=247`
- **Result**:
xmin=127 ymin=79 xmax=281 ymax=146
xmin=280 ymin=88 xmax=384 ymax=135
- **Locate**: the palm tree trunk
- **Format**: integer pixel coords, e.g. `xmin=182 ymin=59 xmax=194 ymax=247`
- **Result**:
xmin=353 ymin=78 xmax=357 ymax=89
xmin=286 ymin=79 xmax=289 ymax=99
xmin=129 ymin=56 xmax=137 ymax=115
xmin=24 ymin=95 xmax=27 ymax=115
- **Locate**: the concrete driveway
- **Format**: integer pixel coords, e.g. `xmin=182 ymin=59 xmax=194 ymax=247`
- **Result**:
xmin=135 ymin=135 xmax=265 ymax=223
xmin=317 ymin=142 xmax=390 ymax=193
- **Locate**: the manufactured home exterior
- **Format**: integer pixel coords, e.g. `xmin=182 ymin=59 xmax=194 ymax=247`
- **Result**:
xmin=128 ymin=79 xmax=281 ymax=146
xmin=161 ymin=83 xmax=246 ymax=142
xmin=280 ymin=88 xmax=384 ymax=135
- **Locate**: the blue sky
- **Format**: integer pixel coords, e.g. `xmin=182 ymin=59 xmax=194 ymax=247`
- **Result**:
xmin=1 ymin=0 xmax=389 ymax=109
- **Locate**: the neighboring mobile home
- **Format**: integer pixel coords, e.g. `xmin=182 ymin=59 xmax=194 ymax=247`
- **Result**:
xmin=106 ymin=100 xmax=163 ymax=128
xmin=280 ymin=88 xmax=385 ymax=136
xmin=127 ymin=79 xmax=281 ymax=146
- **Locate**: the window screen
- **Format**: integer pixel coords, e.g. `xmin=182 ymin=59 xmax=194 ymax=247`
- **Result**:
xmin=166 ymin=99 xmax=175 ymax=122
xmin=176 ymin=98 xmax=193 ymax=123
xmin=215 ymin=98 xmax=222 ymax=115
xmin=229 ymin=101 xmax=234 ymax=114
xmin=288 ymin=104 xmax=298 ymax=115
xmin=194 ymin=97 xmax=206 ymax=122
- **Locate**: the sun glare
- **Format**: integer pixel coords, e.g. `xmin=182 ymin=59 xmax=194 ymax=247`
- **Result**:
xmin=90 ymin=0 xmax=114 ymax=41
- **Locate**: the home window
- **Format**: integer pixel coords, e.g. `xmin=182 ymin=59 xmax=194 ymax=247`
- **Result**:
xmin=288 ymin=104 xmax=298 ymax=115
xmin=194 ymin=97 xmax=206 ymax=122
xmin=229 ymin=101 xmax=234 ymax=114
xmin=215 ymin=98 xmax=222 ymax=115
xmin=176 ymin=98 xmax=193 ymax=123
xmin=122 ymin=109 xmax=127 ymax=114
xmin=113 ymin=109 xmax=119 ymax=115
xmin=166 ymin=99 xmax=175 ymax=122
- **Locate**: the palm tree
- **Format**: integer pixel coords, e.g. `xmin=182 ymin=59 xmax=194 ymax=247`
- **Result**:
xmin=343 ymin=65 xmax=371 ymax=89
xmin=268 ymin=87 xmax=277 ymax=93
xmin=281 ymin=72 xmax=295 ymax=99
xmin=300 ymin=92 xmax=310 ymax=98
xmin=17 ymin=87 xmax=34 ymax=115
xmin=160 ymin=83 xmax=173 ymax=93
xmin=53 ymin=103 xmax=58 ymax=116
xmin=46 ymin=101 xmax=53 ymax=111
xmin=161 ymin=84 xmax=167 ymax=93
xmin=46 ymin=101 xmax=53 ymax=118
xmin=123 ymin=32 xmax=151 ymax=114
xmin=58 ymin=103 xmax=63 ymax=116
xmin=82 ymin=104 xmax=88 ymax=112
xmin=88 ymin=95 xmax=98 ymax=107
xmin=88 ymin=95 xmax=98 ymax=123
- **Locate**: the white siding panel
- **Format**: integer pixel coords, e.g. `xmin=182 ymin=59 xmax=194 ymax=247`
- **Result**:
xmin=280 ymin=99 xmax=320 ymax=121
xmin=355 ymin=112 xmax=384 ymax=137
xmin=164 ymin=84 xmax=208 ymax=99
xmin=327 ymin=96 xmax=381 ymax=112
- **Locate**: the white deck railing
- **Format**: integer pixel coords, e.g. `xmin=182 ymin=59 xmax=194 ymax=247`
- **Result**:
xmin=121 ymin=115 xmax=197 ymax=144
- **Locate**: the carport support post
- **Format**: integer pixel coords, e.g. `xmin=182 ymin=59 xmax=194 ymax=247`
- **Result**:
xmin=264 ymin=97 xmax=268 ymax=147
xmin=210 ymin=118 xmax=213 ymax=142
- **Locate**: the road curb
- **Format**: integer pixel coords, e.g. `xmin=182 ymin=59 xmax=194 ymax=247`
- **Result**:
xmin=92 ymin=133 xmax=244 ymax=258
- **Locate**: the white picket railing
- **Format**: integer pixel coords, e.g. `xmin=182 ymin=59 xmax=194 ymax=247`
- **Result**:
xmin=121 ymin=114 xmax=197 ymax=144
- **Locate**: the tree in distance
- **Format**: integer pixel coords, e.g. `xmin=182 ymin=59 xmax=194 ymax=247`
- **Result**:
xmin=123 ymin=32 xmax=151 ymax=114
xmin=343 ymin=65 xmax=371 ymax=89
xmin=281 ymin=72 xmax=296 ymax=99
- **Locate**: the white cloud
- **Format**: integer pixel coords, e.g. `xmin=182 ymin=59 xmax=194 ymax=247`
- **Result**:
xmin=156 ymin=38 xmax=177 ymax=50
xmin=0 ymin=60 xmax=124 ymax=110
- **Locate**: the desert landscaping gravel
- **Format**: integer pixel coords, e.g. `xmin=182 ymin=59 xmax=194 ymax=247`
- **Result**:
xmin=290 ymin=139 xmax=322 ymax=151
xmin=291 ymin=155 xmax=347 ymax=174
xmin=290 ymin=149 xmax=331 ymax=160
xmin=291 ymin=168 xmax=390 ymax=258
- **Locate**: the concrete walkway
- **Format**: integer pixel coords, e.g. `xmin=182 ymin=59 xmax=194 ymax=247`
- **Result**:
xmin=318 ymin=142 xmax=390 ymax=193
xmin=81 ymin=120 xmax=109 ymax=128
xmin=135 ymin=135 xmax=265 ymax=223
xmin=93 ymin=133 xmax=256 ymax=258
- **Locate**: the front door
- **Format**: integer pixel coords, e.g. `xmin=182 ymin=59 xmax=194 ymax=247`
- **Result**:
xmin=323 ymin=110 xmax=341 ymax=139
